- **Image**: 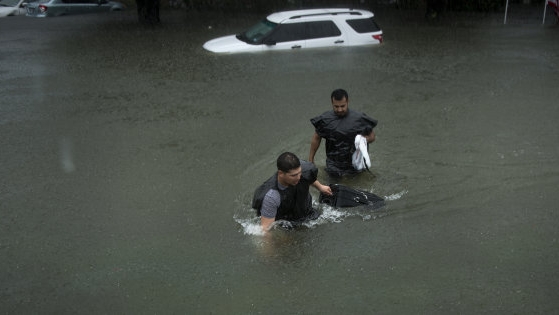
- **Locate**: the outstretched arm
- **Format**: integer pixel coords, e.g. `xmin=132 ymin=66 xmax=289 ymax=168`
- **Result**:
xmin=312 ymin=179 xmax=332 ymax=196
xmin=309 ymin=132 xmax=322 ymax=163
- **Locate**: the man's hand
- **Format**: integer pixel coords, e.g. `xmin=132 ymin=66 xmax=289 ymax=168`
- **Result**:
xmin=319 ymin=184 xmax=333 ymax=196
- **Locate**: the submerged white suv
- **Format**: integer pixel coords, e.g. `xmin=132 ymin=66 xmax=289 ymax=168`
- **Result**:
xmin=203 ymin=8 xmax=383 ymax=54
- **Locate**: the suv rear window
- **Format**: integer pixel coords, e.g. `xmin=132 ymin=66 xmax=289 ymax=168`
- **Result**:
xmin=346 ymin=18 xmax=381 ymax=33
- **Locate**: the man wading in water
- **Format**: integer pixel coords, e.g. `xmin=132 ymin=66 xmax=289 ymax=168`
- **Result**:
xmin=252 ymin=152 xmax=332 ymax=232
xmin=309 ymin=89 xmax=378 ymax=178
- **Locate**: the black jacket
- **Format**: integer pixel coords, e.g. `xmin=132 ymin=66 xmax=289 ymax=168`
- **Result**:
xmin=252 ymin=160 xmax=318 ymax=221
xmin=311 ymin=109 xmax=377 ymax=173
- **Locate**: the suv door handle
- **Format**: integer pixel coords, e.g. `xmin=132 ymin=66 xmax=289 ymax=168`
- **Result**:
xmin=334 ymin=40 xmax=344 ymax=44
xmin=291 ymin=45 xmax=302 ymax=49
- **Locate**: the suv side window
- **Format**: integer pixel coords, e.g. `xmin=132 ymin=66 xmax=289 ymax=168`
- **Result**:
xmin=345 ymin=18 xmax=382 ymax=33
xmin=306 ymin=20 xmax=341 ymax=39
xmin=267 ymin=23 xmax=306 ymax=43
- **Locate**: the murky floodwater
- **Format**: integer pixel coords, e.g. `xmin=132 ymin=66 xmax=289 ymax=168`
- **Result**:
xmin=1 ymin=5 xmax=559 ymax=313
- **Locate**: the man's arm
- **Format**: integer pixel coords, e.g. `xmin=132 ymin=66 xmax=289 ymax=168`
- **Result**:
xmin=260 ymin=190 xmax=280 ymax=233
xmin=261 ymin=216 xmax=275 ymax=232
xmin=365 ymin=129 xmax=376 ymax=143
xmin=309 ymin=132 xmax=322 ymax=163
xmin=311 ymin=179 xmax=332 ymax=196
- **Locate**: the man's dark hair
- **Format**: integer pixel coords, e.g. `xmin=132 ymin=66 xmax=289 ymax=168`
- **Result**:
xmin=331 ymin=89 xmax=349 ymax=102
xmin=277 ymin=152 xmax=301 ymax=173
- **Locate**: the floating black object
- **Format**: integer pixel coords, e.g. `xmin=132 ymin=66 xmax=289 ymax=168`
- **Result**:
xmin=319 ymin=184 xmax=385 ymax=210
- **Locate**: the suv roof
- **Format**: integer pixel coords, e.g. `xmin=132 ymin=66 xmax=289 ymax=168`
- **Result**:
xmin=267 ymin=8 xmax=374 ymax=23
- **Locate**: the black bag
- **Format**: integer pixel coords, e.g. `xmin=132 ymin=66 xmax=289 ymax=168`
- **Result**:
xmin=319 ymin=184 xmax=385 ymax=210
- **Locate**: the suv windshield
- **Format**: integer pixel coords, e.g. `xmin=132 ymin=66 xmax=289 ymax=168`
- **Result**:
xmin=237 ymin=19 xmax=277 ymax=44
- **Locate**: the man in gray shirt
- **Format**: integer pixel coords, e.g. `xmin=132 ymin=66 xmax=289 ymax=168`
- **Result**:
xmin=252 ymin=152 xmax=332 ymax=232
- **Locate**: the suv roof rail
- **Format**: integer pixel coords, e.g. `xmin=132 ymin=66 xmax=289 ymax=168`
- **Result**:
xmin=289 ymin=10 xmax=363 ymax=20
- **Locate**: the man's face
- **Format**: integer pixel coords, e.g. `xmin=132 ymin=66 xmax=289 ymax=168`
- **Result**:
xmin=278 ymin=167 xmax=302 ymax=187
xmin=332 ymin=97 xmax=348 ymax=117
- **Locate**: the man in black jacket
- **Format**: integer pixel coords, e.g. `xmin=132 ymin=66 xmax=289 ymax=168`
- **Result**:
xmin=252 ymin=152 xmax=332 ymax=232
xmin=309 ymin=89 xmax=378 ymax=178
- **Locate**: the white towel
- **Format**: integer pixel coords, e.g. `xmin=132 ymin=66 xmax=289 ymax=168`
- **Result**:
xmin=352 ymin=135 xmax=371 ymax=171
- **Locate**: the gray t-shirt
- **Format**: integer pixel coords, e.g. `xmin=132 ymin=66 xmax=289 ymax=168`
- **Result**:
xmin=260 ymin=183 xmax=287 ymax=218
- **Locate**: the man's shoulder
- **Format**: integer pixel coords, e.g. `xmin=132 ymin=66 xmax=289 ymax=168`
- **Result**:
xmin=300 ymin=159 xmax=317 ymax=171
xmin=348 ymin=108 xmax=366 ymax=116
xmin=262 ymin=188 xmax=281 ymax=206
xmin=300 ymin=160 xmax=318 ymax=181
xmin=312 ymin=110 xmax=337 ymax=120
xmin=348 ymin=109 xmax=377 ymax=127
xmin=311 ymin=110 xmax=338 ymax=129
xmin=264 ymin=188 xmax=281 ymax=198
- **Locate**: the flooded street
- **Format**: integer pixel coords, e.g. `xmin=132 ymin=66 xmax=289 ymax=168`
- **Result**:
xmin=1 ymin=5 xmax=559 ymax=313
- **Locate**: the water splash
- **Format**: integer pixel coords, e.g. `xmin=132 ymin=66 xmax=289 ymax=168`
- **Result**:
xmin=385 ymin=190 xmax=408 ymax=201
xmin=236 ymin=217 xmax=265 ymax=236
xmin=234 ymin=200 xmax=391 ymax=235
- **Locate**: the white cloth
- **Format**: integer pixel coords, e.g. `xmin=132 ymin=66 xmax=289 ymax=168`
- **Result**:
xmin=352 ymin=135 xmax=371 ymax=171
